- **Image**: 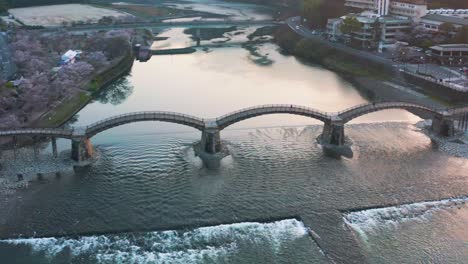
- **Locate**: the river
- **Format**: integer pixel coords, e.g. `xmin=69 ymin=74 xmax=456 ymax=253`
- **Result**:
xmin=0 ymin=1 xmax=467 ymax=263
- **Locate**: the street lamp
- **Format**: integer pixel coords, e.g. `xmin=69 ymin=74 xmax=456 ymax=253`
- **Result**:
xmin=448 ymin=57 xmax=454 ymax=82
xmin=417 ymin=56 xmax=424 ymax=74
xmin=401 ymin=51 xmax=406 ymax=71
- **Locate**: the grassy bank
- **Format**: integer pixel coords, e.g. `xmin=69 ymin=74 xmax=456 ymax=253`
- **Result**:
xmin=273 ymin=25 xmax=455 ymax=107
xmin=274 ymin=25 xmax=391 ymax=80
xmin=34 ymin=50 xmax=134 ymax=128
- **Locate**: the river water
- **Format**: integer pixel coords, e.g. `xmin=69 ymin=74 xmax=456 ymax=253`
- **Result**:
xmin=0 ymin=2 xmax=467 ymax=263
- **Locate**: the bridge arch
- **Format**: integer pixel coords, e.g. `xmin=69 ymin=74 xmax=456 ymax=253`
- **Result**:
xmin=338 ymin=102 xmax=443 ymax=123
xmin=85 ymin=111 xmax=205 ymax=138
xmin=215 ymin=104 xmax=333 ymax=130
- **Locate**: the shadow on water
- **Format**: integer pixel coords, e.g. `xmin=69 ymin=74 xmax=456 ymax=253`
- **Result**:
xmin=93 ymin=76 xmax=134 ymax=106
xmin=322 ymin=144 xmax=354 ymax=159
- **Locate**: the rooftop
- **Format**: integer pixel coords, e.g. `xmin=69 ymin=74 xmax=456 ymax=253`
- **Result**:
xmin=430 ymin=44 xmax=468 ymax=52
xmin=421 ymin=14 xmax=468 ymax=26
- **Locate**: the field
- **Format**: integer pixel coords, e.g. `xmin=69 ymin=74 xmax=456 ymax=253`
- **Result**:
xmin=9 ymin=4 xmax=132 ymax=27
xmin=110 ymin=3 xmax=176 ymax=18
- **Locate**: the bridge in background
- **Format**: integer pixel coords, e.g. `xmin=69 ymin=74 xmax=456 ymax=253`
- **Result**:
xmin=42 ymin=19 xmax=282 ymax=34
xmin=1 ymin=102 xmax=467 ymax=162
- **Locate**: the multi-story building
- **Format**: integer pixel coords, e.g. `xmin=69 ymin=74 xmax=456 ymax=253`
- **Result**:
xmin=326 ymin=11 xmax=412 ymax=47
xmin=326 ymin=18 xmax=343 ymax=40
xmin=345 ymin=0 xmax=428 ymax=21
xmin=345 ymin=0 xmax=377 ymax=11
xmin=390 ymin=0 xmax=428 ymax=22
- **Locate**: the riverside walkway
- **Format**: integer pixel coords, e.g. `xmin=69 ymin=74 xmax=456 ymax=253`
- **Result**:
xmin=0 ymin=102 xmax=467 ymax=162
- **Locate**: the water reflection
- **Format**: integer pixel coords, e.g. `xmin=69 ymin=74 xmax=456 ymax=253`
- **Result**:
xmin=95 ymin=77 xmax=134 ymax=106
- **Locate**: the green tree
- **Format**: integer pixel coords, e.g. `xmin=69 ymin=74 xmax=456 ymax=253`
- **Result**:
xmin=340 ymin=17 xmax=361 ymax=36
xmin=371 ymin=20 xmax=382 ymax=42
xmin=0 ymin=0 xmax=8 ymax=14
xmin=439 ymin=22 xmax=455 ymax=34
xmin=301 ymin=0 xmax=347 ymax=27
xmin=419 ymin=39 xmax=434 ymax=49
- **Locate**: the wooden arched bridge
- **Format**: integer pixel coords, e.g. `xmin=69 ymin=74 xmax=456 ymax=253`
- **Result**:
xmin=1 ymin=102 xmax=467 ymax=162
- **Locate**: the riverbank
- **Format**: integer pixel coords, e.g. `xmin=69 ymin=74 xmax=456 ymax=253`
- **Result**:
xmin=273 ymin=24 xmax=460 ymax=108
xmin=33 ymin=49 xmax=134 ymax=128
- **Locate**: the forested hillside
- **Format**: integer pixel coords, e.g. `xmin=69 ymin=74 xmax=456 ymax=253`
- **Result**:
xmin=428 ymin=1 xmax=468 ymax=9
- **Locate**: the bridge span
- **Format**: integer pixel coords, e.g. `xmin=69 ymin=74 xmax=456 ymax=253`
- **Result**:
xmin=42 ymin=19 xmax=282 ymax=34
xmin=0 ymin=102 xmax=467 ymax=162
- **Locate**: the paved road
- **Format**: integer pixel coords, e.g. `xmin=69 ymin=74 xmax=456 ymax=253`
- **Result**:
xmin=0 ymin=33 xmax=16 ymax=81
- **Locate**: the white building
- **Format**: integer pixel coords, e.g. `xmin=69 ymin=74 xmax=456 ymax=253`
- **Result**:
xmin=427 ymin=9 xmax=468 ymax=19
xmin=60 ymin=50 xmax=82 ymax=65
xmin=345 ymin=0 xmax=428 ymax=21
xmin=377 ymin=0 xmax=390 ymax=16
xmin=390 ymin=0 xmax=428 ymax=22
xmin=326 ymin=11 xmax=412 ymax=47
xmin=326 ymin=18 xmax=343 ymax=39
xmin=345 ymin=0 xmax=380 ymax=11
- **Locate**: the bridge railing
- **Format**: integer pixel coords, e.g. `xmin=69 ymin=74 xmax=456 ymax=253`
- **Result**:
xmin=337 ymin=102 xmax=442 ymax=118
xmin=86 ymin=111 xmax=205 ymax=130
xmin=0 ymin=128 xmax=72 ymax=137
xmin=336 ymin=103 xmax=372 ymax=115
xmin=445 ymin=106 xmax=468 ymax=116
xmin=215 ymin=104 xmax=332 ymax=122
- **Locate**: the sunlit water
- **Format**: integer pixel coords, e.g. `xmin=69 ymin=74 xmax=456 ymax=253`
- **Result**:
xmin=0 ymin=16 xmax=467 ymax=264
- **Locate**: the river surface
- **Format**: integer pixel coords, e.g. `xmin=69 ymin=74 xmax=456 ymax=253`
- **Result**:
xmin=0 ymin=1 xmax=468 ymax=263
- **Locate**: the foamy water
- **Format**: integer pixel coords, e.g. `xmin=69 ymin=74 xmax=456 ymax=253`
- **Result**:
xmin=0 ymin=219 xmax=308 ymax=263
xmin=344 ymin=197 xmax=468 ymax=236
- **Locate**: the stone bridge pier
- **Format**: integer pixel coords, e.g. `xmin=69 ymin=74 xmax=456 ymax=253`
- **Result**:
xmin=71 ymin=128 xmax=94 ymax=162
xmin=431 ymin=114 xmax=455 ymax=137
xmin=201 ymin=120 xmax=222 ymax=154
xmin=321 ymin=117 xmax=345 ymax=146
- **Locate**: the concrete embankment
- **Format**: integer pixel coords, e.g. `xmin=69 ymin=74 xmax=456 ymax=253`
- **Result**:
xmin=402 ymin=72 xmax=468 ymax=102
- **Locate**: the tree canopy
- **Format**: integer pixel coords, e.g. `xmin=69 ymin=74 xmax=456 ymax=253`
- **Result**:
xmin=0 ymin=0 xmax=8 ymax=13
xmin=439 ymin=22 xmax=455 ymax=34
xmin=453 ymin=26 xmax=468 ymax=44
xmin=301 ymin=0 xmax=348 ymax=27
xmin=340 ymin=17 xmax=361 ymax=35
